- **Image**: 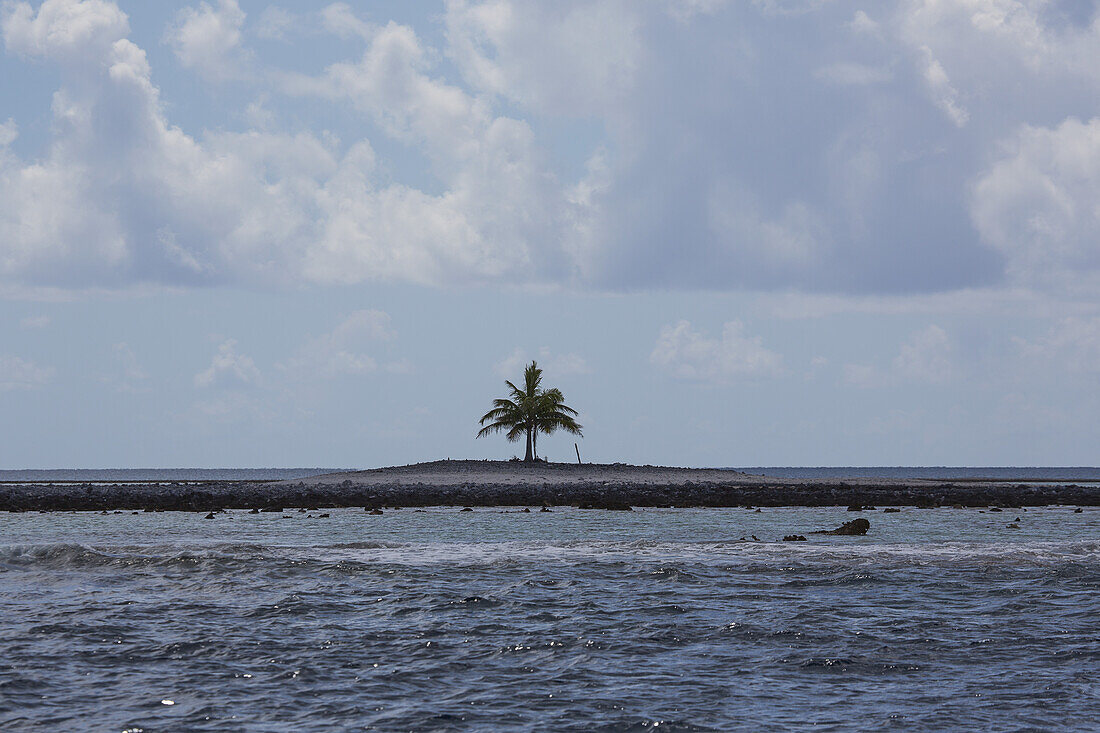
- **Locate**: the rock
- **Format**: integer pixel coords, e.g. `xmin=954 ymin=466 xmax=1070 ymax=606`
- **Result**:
xmin=368 ymin=508 xmax=384 ymax=515
xmin=783 ymin=535 xmax=807 ymax=542
xmin=1007 ymin=523 xmax=1020 ymax=529
xmin=847 ymin=504 xmax=864 ymax=512
xmin=204 ymin=512 xmax=216 ymax=519
xmin=883 ymin=508 xmax=901 ymax=513
xmin=1075 ymin=507 xmax=1084 ymax=513
xmin=1014 ymin=517 xmax=1021 ymax=522
xmin=540 ymin=507 xmax=552 ymax=512
xmin=461 ymin=507 xmax=473 ymax=512
xmin=318 ymin=513 xmax=330 ymax=518
xmin=261 ymin=507 xmax=282 ymax=513
xmin=989 ymin=507 xmax=1003 ymax=512
xmin=814 ymin=518 xmax=870 ymax=536
xmin=249 ymin=508 xmax=260 ymax=514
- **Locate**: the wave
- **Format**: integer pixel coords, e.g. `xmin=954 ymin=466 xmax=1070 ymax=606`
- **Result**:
xmin=3 ymin=539 xmax=1099 ymax=573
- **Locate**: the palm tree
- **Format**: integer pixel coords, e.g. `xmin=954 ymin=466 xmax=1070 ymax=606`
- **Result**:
xmin=532 ymin=387 xmax=582 ymax=460
xmin=477 ymin=361 xmax=582 ymax=462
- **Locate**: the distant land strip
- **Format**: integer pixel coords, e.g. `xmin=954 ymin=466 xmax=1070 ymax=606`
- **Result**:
xmin=2 ymin=460 xmax=1098 ymax=512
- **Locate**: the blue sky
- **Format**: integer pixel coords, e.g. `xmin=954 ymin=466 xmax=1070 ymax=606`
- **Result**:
xmin=1 ymin=0 xmax=1099 ymax=467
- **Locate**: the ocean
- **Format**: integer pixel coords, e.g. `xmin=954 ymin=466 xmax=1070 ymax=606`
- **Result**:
xmin=2 ymin=505 xmax=1097 ymax=731
xmin=4 ymin=466 xmax=1100 ymax=483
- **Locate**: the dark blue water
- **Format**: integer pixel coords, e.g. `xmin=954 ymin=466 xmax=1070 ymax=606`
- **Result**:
xmin=0 ymin=469 xmax=343 ymax=482
xmin=2 ymin=507 xmax=1097 ymax=731
xmin=5 ymin=467 xmax=1099 ymax=483
xmin=738 ymin=467 xmax=1100 ymax=481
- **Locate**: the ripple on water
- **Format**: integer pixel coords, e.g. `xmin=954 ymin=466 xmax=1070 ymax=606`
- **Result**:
xmin=2 ymin=510 xmax=1099 ymax=730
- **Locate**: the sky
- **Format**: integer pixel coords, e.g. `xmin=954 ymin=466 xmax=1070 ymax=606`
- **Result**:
xmin=1 ymin=0 xmax=1099 ymax=468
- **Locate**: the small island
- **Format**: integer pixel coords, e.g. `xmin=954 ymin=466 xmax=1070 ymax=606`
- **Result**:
xmin=3 ymin=459 xmax=1097 ymax=512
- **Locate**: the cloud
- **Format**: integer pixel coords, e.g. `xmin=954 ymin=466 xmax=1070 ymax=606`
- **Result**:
xmin=281 ymin=309 xmax=397 ymax=379
xmin=19 ymin=314 xmax=50 ymax=329
xmin=651 ymin=320 xmax=782 ymax=382
xmin=844 ymin=324 xmax=954 ymax=386
xmin=444 ymin=0 xmax=643 ymax=116
xmin=494 ymin=346 xmax=590 ymax=379
xmin=106 ymin=341 xmax=149 ymax=393
xmin=255 ymin=6 xmax=294 ymax=40
xmin=0 ymin=355 xmax=54 ymax=390
xmin=2 ymin=0 xmax=1100 ymax=297
xmin=320 ymin=2 xmax=372 ymax=39
xmin=918 ymin=46 xmax=968 ymax=126
xmin=2 ymin=0 xmax=128 ymax=61
xmin=972 ymin=117 xmax=1100 ymax=287
xmin=194 ymin=339 xmax=260 ymax=388
xmin=1015 ymin=316 xmax=1100 ymax=374
xmin=892 ymin=324 xmax=953 ymax=383
xmin=166 ymin=0 xmax=248 ymax=81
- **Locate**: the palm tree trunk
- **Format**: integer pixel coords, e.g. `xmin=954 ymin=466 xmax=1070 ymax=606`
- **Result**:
xmin=532 ymin=425 xmax=538 ymax=462
xmin=524 ymin=425 xmax=533 ymax=462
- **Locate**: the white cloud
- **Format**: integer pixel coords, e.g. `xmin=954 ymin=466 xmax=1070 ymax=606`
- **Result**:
xmin=106 ymin=341 xmax=149 ymax=393
xmin=0 ymin=355 xmax=54 ymax=391
xmin=494 ymin=346 xmax=590 ymax=379
xmin=19 ymin=314 xmax=50 ymax=329
xmin=444 ymin=0 xmax=643 ymax=116
xmin=972 ymin=117 xmax=1100 ymax=286
xmin=919 ymin=46 xmax=968 ymax=127
xmin=255 ymin=6 xmax=294 ymax=40
xmin=845 ymin=324 xmax=954 ymax=386
xmin=281 ymin=309 xmax=396 ymax=379
xmin=167 ymin=0 xmax=248 ymax=81
xmin=0 ymin=118 xmax=16 ymax=147
xmin=2 ymin=0 xmax=1100 ymax=298
xmin=1015 ymin=316 xmax=1100 ymax=374
xmin=320 ymin=2 xmax=372 ymax=39
xmin=893 ymin=324 xmax=953 ymax=383
xmin=283 ymin=19 xmax=576 ymax=286
xmin=651 ymin=320 xmax=782 ymax=382
xmin=2 ymin=0 xmax=128 ymax=61
xmin=194 ymin=339 xmax=260 ymax=388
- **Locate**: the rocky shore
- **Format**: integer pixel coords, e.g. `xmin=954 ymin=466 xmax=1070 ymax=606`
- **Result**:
xmin=2 ymin=460 xmax=1098 ymax=512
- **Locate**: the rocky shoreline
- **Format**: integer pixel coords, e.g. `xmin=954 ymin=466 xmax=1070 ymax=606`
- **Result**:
xmin=2 ymin=460 xmax=1098 ymax=512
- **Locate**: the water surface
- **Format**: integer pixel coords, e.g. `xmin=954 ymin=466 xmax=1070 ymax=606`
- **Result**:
xmin=2 ymin=507 xmax=1097 ymax=731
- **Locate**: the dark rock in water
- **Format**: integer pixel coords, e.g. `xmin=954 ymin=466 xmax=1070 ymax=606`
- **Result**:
xmin=541 ymin=507 xmax=552 ymax=512
xmin=261 ymin=507 xmax=282 ymax=513
xmin=298 ymin=508 xmax=307 ymax=513
xmin=461 ymin=507 xmax=473 ymax=512
xmin=883 ymin=508 xmax=901 ymax=513
xmin=522 ymin=507 xmax=531 ymax=512
xmin=754 ymin=508 xmax=761 ymax=513
xmin=318 ymin=513 xmax=330 ymax=518
xmin=847 ymin=505 xmax=864 ymax=512
xmin=814 ymin=518 xmax=870 ymax=536
xmin=1075 ymin=507 xmax=1084 ymax=513
xmin=1007 ymin=523 xmax=1020 ymax=529
xmin=204 ymin=512 xmax=216 ymax=519
xmin=368 ymin=508 xmax=384 ymax=515
xmin=1014 ymin=517 xmax=1021 ymax=522
xmin=249 ymin=508 xmax=260 ymax=514
xmin=989 ymin=507 xmax=1003 ymax=512
xmin=783 ymin=535 xmax=807 ymax=542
